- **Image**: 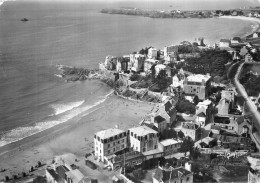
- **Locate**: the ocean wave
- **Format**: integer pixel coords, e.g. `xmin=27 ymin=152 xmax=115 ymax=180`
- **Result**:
xmin=0 ymin=90 xmax=113 ymax=147
xmin=50 ymin=100 xmax=85 ymax=116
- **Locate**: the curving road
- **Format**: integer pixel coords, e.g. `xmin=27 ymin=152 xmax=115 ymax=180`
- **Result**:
xmin=233 ymin=62 xmax=260 ymax=149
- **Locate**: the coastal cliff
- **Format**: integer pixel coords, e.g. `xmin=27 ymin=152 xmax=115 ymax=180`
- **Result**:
xmin=100 ymin=8 xmax=212 ymax=19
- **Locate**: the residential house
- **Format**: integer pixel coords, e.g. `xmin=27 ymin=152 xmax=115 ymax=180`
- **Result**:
xmin=129 ymin=54 xmax=145 ymax=72
xmin=144 ymin=58 xmax=158 ymax=73
xmin=219 ymin=39 xmax=231 ymax=47
xmin=183 ymin=74 xmax=211 ymax=100
xmin=151 ymin=99 xmax=177 ymax=127
xmin=153 ymin=165 xmax=193 ymax=183
xmin=195 ymin=99 xmax=213 ymax=127
xmin=155 ymin=64 xmax=166 ymax=76
xmin=106 ymin=151 xmax=144 ymax=170
xmin=141 ymin=115 xmax=168 ymax=134
xmin=245 ymin=53 xmax=253 ymax=62
xmin=148 ymin=47 xmax=158 ymax=59
xmin=181 ymin=122 xmax=200 ymax=141
xmin=212 ymin=134 xmax=252 ymax=151
xmin=94 ymin=128 xmax=127 ymax=162
xmin=104 ymin=55 xmax=118 ymax=70
xmin=160 ymin=139 xmax=182 ymax=158
xmin=65 ymin=169 xmax=84 ymax=183
xmin=231 ymin=37 xmax=241 ymax=44
xmin=46 ymin=168 xmax=63 ymax=183
xmin=194 ymin=136 xmax=216 ymax=149
xmin=163 ymin=45 xmax=178 ymax=58
xmin=116 ymin=57 xmax=130 ymax=72
xmin=216 ymin=98 xmax=232 ymax=116
xmin=213 ymin=115 xmax=245 ymax=134
xmin=128 ymin=125 xmax=159 ymax=153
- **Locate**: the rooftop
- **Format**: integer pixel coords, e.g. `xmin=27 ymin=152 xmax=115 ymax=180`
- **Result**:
xmin=197 ymin=112 xmax=206 ymax=117
xmin=160 ymin=139 xmax=181 ymax=146
xmin=129 ymin=125 xmax=158 ymax=136
xmin=65 ymin=169 xmax=84 ymax=183
xmin=154 ymin=167 xmax=192 ymax=182
xmin=182 ymin=122 xmax=199 ymax=130
xmin=154 ymin=115 xmax=166 ymax=123
xmin=197 ymin=99 xmax=212 ymax=106
xmin=220 ymin=39 xmax=231 ymax=43
xmin=46 ymin=168 xmax=61 ymax=182
xmin=155 ymin=64 xmax=166 ymax=69
xmin=95 ymin=128 xmax=125 ymax=140
xmin=186 ymin=74 xmax=211 ymax=83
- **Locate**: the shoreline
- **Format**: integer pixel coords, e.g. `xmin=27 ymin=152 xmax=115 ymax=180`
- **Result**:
xmin=219 ymin=16 xmax=260 ymax=38
xmin=0 ymin=94 xmax=154 ymax=180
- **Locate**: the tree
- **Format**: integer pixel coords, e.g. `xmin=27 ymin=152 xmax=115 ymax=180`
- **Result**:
xmin=178 ymin=136 xmax=194 ymax=157
xmin=178 ymin=130 xmax=185 ymax=139
xmin=190 ymin=147 xmax=201 ymax=160
xmin=193 ymin=95 xmax=200 ymax=105
xmin=133 ymin=168 xmax=145 ymax=180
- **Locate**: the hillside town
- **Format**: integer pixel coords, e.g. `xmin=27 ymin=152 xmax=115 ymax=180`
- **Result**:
xmin=3 ymin=10 xmax=260 ymax=183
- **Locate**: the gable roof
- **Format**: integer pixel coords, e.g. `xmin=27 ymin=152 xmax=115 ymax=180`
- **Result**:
xmin=154 ymin=115 xmax=166 ymax=123
xmin=197 ymin=112 xmax=206 ymax=117
xmin=56 ymin=165 xmax=69 ymax=180
xmin=46 ymin=169 xmax=61 ymax=182
xmin=165 ymin=101 xmax=177 ymax=117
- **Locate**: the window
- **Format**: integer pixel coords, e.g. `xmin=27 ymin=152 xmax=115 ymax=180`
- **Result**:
xmin=119 ymin=133 xmax=122 ymax=138
xmin=115 ymin=135 xmax=117 ymax=140
xmin=131 ymin=132 xmax=133 ymax=136
xmin=154 ymin=145 xmax=158 ymax=149
xmin=113 ymin=148 xmax=115 ymax=152
xmin=110 ymin=137 xmax=113 ymax=141
xmin=98 ymin=137 xmax=100 ymax=141
xmin=121 ymin=144 xmax=124 ymax=149
xmin=134 ymin=134 xmax=137 ymax=138
xmin=118 ymin=141 xmax=120 ymax=144
xmin=187 ymin=177 xmax=190 ymax=182
xmin=122 ymin=139 xmax=124 ymax=143
xmin=143 ymin=148 xmax=146 ymax=152
xmin=113 ymin=142 xmax=115 ymax=146
xmin=108 ymin=144 xmax=110 ymax=148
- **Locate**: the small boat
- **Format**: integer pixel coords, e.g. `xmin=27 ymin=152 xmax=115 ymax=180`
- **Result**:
xmin=21 ymin=18 xmax=29 ymax=22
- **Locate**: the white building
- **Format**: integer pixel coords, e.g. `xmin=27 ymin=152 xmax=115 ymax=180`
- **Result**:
xmin=195 ymin=99 xmax=212 ymax=127
xmin=144 ymin=58 xmax=158 ymax=73
xmin=130 ymin=54 xmax=146 ymax=72
xmin=148 ymin=47 xmax=158 ymax=59
xmin=128 ymin=125 xmax=159 ymax=153
xmin=219 ymin=39 xmax=231 ymax=48
xmin=94 ymin=128 xmax=127 ymax=162
xmin=155 ymin=64 xmax=166 ymax=76
xmin=160 ymin=139 xmax=182 ymax=158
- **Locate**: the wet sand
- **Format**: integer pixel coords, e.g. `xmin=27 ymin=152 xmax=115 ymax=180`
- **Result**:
xmin=0 ymin=94 xmax=155 ymax=180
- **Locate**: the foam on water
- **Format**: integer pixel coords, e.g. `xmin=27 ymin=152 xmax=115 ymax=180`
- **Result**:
xmin=0 ymin=90 xmax=113 ymax=147
xmin=50 ymin=100 xmax=85 ymax=116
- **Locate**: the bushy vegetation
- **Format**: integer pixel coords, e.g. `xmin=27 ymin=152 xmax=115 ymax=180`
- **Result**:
xmin=239 ymin=72 xmax=260 ymax=96
xmin=178 ymin=44 xmax=200 ymax=54
xmin=176 ymin=98 xmax=196 ymax=114
xmin=182 ymin=49 xmax=232 ymax=77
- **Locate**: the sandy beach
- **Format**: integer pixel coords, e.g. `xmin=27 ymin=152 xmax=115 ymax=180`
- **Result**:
xmin=0 ymin=94 xmax=155 ymax=181
xmin=219 ymin=16 xmax=260 ymax=37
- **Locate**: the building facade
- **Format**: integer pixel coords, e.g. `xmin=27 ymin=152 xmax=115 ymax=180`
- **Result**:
xmin=148 ymin=47 xmax=158 ymax=59
xmin=94 ymin=128 xmax=127 ymax=162
xmin=183 ymin=74 xmax=211 ymax=100
xmin=160 ymin=139 xmax=182 ymax=158
xmin=129 ymin=54 xmax=146 ymax=72
xmin=128 ymin=125 xmax=159 ymax=153
xmin=181 ymin=122 xmax=200 ymax=141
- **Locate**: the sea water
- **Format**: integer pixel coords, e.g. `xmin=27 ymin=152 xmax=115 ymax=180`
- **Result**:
xmin=0 ymin=0 xmax=257 ymax=147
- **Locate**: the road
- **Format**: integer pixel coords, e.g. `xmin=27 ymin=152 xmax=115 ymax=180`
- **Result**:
xmin=233 ymin=62 xmax=260 ymax=149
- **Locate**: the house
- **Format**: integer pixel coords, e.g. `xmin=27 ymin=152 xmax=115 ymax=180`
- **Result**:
xmin=155 ymin=64 xmax=166 ymax=76
xmin=141 ymin=115 xmax=168 ymax=134
xmin=94 ymin=128 xmax=127 ymax=162
xmin=216 ymin=98 xmax=232 ymax=116
xmin=245 ymin=53 xmax=253 ymax=62
xmin=65 ymin=169 xmax=84 ymax=183
xmin=129 ymin=54 xmax=146 ymax=72
xmin=160 ymin=139 xmax=182 ymax=158
xmin=195 ymin=99 xmax=213 ymax=127
xmin=194 ymin=136 xmax=216 ymax=149
xmin=153 ymin=166 xmax=193 ymax=183
xmin=213 ymin=115 xmax=245 ymax=134
xmin=183 ymin=74 xmax=211 ymax=100
xmin=212 ymin=134 xmax=252 ymax=151
xmin=46 ymin=168 xmax=62 ymax=183
xmin=104 ymin=55 xmax=118 ymax=70
xmin=144 ymin=58 xmax=158 ymax=73
xmin=219 ymin=39 xmax=231 ymax=48
xmin=248 ymin=156 xmax=260 ymax=183
xmin=116 ymin=57 xmax=130 ymax=72
xmin=151 ymin=99 xmax=177 ymax=127
xmin=181 ymin=122 xmax=200 ymax=141
xmin=164 ymin=45 xmax=178 ymax=58
xmin=128 ymin=125 xmax=159 ymax=153
xmin=231 ymin=37 xmax=241 ymax=44
xmin=105 ymin=151 xmax=144 ymax=170
xmin=148 ymin=47 xmax=158 ymax=59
